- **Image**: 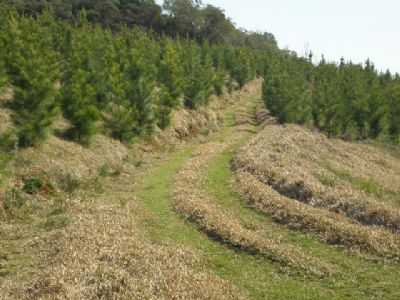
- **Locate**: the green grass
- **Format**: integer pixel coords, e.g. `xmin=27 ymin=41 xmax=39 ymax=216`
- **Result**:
xmin=135 ymin=94 xmax=400 ymax=299
xmin=136 ymin=147 xmax=337 ymax=300
xmin=202 ymin=146 xmax=400 ymax=300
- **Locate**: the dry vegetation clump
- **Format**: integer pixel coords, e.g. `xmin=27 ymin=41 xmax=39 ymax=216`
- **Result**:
xmin=173 ymin=139 xmax=334 ymax=277
xmin=235 ymin=170 xmax=400 ymax=259
xmin=233 ymin=124 xmax=400 ymax=258
xmin=16 ymin=134 xmax=128 ymax=182
xmin=234 ymin=124 xmax=400 ymax=234
xmin=0 ymin=108 xmax=11 ymax=135
xmin=0 ymin=88 xmax=13 ymax=135
xmin=1 ymin=202 xmax=245 ymax=300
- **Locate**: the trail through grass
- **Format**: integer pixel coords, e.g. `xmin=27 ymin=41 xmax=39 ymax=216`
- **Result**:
xmin=136 ymin=91 xmax=400 ymax=300
xmin=136 ymin=141 xmax=336 ymax=300
xmin=204 ymin=147 xmax=400 ymax=300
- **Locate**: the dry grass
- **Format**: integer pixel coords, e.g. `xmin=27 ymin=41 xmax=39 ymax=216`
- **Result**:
xmin=1 ymin=202 xmax=245 ymax=300
xmin=0 ymin=88 xmax=13 ymax=135
xmin=234 ymin=124 xmax=400 ymax=258
xmin=234 ymin=125 xmax=400 ymax=232
xmin=172 ymin=93 xmax=334 ymax=277
xmin=235 ymin=170 xmax=400 ymax=258
xmin=0 ymin=82 xmax=261 ymax=300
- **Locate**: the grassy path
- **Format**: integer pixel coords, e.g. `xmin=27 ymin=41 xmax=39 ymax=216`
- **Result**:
xmin=135 ymin=85 xmax=400 ymax=299
xmin=135 ymin=98 xmax=334 ymax=300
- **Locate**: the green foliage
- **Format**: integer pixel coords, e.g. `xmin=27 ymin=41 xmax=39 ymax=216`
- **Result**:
xmin=123 ymin=31 xmax=159 ymax=136
xmin=385 ymin=83 xmax=400 ymax=143
xmin=0 ymin=46 xmax=6 ymax=94
xmin=22 ymin=174 xmax=54 ymax=195
xmin=0 ymin=4 xmax=264 ymax=148
xmin=101 ymin=33 xmax=137 ymax=142
xmin=230 ymin=48 xmax=254 ymax=89
xmin=7 ymin=0 xmax=277 ymax=50
xmin=183 ymin=42 xmax=215 ymax=109
xmin=263 ymin=53 xmax=400 ymax=143
xmin=22 ymin=177 xmax=44 ymax=195
xmin=60 ymin=21 xmax=100 ymax=145
xmin=158 ymin=39 xmax=184 ymax=105
xmin=2 ymin=12 xmax=60 ymax=147
xmin=155 ymin=85 xmax=175 ymax=129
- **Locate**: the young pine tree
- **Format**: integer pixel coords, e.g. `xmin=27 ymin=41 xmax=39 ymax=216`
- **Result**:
xmin=210 ymin=46 xmax=226 ymax=96
xmin=385 ymin=83 xmax=400 ymax=143
xmin=156 ymin=39 xmax=184 ymax=128
xmin=61 ymin=22 xmax=100 ymax=145
xmin=231 ymin=48 xmax=252 ymax=89
xmin=124 ymin=30 xmax=159 ymax=136
xmin=183 ymin=42 xmax=214 ymax=109
xmin=0 ymin=52 xmax=6 ymax=95
xmin=3 ymin=13 xmax=60 ymax=147
xmin=102 ymin=35 xmax=139 ymax=142
xmin=158 ymin=39 xmax=184 ymax=105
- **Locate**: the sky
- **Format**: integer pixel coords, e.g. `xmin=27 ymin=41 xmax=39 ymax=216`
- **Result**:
xmin=158 ymin=0 xmax=400 ymax=73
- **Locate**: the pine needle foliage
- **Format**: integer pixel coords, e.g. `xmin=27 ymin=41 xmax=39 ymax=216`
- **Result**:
xmin=2 ymin=12 xmax=60 ymax=147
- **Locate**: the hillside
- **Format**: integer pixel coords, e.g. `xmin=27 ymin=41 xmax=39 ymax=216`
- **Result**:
xmin=0 ymin=81 xmax=253 ymax=299
xmin=2 ymin=79 xmax=400 ymax=299
xmin=1 ymin=1 xmax=400 ymax=299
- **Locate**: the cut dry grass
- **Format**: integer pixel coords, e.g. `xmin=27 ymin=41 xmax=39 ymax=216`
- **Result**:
xmin=0 ymin=81 xmax=261 ymax=300
xmin=233 ymin=124 xmax=400 ymax=258
xmin=235 ymin=170 xmax=400 ymax=259
xmin=1 ymin=202 xmax=245 ymax=300
xmin=234 ymin=125 xmax=400 ymax=233
xmin=173 ymin=95 xmax=334 ymax=277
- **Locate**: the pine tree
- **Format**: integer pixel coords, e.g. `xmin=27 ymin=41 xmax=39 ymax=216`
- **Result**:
xmin=159 ymin=39 xmax=184 ymax=106
xmin=3 ymin=13 xmax=60 ymax=147
xmin=124 ymin=30 xmax=159 ymax=135
xmin=102 ymin=34 xmax=138 ymax=142
xmin=222 ymin=46 xmax=236 ymax=92
xmin=231 ymin=48 xmax=252 ymax=89
xmin=385 ymin=83 xmax=400 ymax=143
xmin=60 ymin=18 xmax=100 ymax=145
xmin=154 ymin=85 xmax=175 ymax=129
xmin=210 ymin=45 xmax=226 ymax=96
xmin=156 ymin=38 xmax=185 ymax=128
xmin=312 ymin=62 xmax=342 ymax=136
xmin=0 ymin=50 xmax=6 ymax=95
xmin=182 ymin=42 xmax=214 ymax=109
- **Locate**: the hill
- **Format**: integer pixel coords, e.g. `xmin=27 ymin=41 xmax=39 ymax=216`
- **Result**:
xmin=1 ymin=1 xmax=400 ymax=299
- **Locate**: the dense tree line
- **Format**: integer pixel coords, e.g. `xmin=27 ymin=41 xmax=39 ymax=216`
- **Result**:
xmin=0 ymin=7 xmax=259 ymax=147
xmin=263 ymin=53 xmax=400 ymax=143
xmin=1 ymin=0 xmax=277 ymax=50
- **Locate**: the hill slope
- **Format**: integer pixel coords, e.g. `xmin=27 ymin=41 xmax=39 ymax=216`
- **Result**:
xmin=2 ymin=81 xmax=400 ymax=299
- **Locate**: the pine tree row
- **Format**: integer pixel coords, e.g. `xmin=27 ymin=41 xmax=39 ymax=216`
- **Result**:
xmin=0 ymin=10 xmax=257 ymax=147
xmin=263 ymin=53 xmax=400 ymax=143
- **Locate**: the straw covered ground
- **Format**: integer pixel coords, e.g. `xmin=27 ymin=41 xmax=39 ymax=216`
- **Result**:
xmin=3 ymin=80 xmax=400 ymax=299
xmin=173 ymin=109 xmax=334 ymax=277
xmin=0 ymin=83 xmax=254 ymax=300
xmin=234 ymin=124 xmax=400 ymax=259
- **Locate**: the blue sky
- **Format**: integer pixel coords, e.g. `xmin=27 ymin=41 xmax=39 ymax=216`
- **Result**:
xmin=158 ymin=0 xmax=400 ymax=73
